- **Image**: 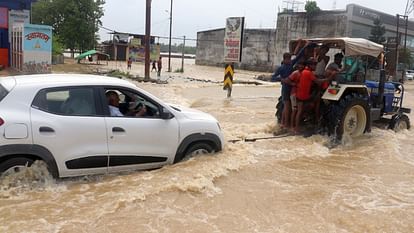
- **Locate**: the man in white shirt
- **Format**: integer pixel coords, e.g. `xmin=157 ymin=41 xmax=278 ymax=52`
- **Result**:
xmin=106 ymin=91 xmax=147 ymax=117
xmin=106 ymin=91 xmax=124 ymax=116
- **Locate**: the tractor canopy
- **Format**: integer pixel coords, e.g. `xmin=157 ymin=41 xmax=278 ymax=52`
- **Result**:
xmin=289 ymin=37 xmax=384 ymax=57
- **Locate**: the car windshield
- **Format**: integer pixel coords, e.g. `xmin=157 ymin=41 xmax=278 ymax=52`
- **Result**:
xmin=0 ymin=84 xmax=9 ymax=102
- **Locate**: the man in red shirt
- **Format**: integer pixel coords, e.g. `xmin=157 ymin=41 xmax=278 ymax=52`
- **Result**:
xmin=282 ymin=61 xmax=305 ymax=129
xmin=295 ymin=58 xmax=334 ymax=134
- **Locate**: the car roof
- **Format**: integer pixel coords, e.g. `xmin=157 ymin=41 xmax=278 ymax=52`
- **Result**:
xmin=2 ymin=74 xmax=137 ymax=89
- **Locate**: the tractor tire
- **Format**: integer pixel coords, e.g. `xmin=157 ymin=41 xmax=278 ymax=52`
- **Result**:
xmin=275 ymin=96 xmax=283 ymax=124
xmin=328 ymin=93 xmax=370 ymax=141
xmin=389 ymin=114 xmax=411 ymax=132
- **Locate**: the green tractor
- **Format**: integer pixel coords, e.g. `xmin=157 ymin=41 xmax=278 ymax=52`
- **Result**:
xmin=276 ymin=37 xmax=411 ymax=140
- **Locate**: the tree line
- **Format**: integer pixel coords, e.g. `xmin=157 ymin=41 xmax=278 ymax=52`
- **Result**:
xmin=32 ymin=0 xmax=105 ymax=56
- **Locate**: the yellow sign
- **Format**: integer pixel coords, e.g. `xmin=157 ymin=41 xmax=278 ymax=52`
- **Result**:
xmin=223 ymin=64 xmax=234 ymax=97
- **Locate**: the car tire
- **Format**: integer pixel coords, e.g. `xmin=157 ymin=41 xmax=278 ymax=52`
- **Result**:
xmin=174 ymin=143 xmax=214 ymax=163
xmin=0 ymin=157 xmax=35 ymax=176
xmin=184 ymin=142 xmax=214 ymax=159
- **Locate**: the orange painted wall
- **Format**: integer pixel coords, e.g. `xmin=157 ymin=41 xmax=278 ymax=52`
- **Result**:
xmin=0 ymin=48 xmax=8 ymax=67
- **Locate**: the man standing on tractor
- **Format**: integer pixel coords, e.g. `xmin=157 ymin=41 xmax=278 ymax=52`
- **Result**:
xmin=272 ymin=40 xmax=313 ymax=131
xmin=294 ymin=58 xmax=336 ymax=134
xmin=326 ymin=53 xmax=344 ymax=76
xmin=282 ymin=61 xmax=306 ymax=129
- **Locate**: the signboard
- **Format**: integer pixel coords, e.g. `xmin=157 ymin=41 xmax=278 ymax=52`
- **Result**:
xmin=223 ymin=64 xmax=234 ymax=97
xmin=22 ymin=24 xmax=52 ymax=73
xmin=224 ymin=17 xmax=244 ymax=63
xmin=130 ymin=38 xmax=141 ymax=47
xmin=129 ymin=44 xmax=160 ymax=62
xmin=0 ymin=8 xmax=8 ymax=29
xmin=9 ymin=10 xmax=30 ymax=40
xmin=24 ymin=26 xmax=52 ymax=52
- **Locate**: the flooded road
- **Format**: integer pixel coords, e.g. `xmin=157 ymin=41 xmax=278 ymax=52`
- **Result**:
xmin=1 ymin=75 xmax=414 ymax=232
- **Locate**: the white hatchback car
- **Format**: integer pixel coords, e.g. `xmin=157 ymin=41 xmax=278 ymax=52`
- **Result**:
xmin=405 ymin=70 xmax=414 ymax=81
xmin=0 ymin=74 xmax=224 ymax=178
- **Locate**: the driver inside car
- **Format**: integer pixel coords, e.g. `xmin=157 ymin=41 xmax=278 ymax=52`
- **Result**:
xmin=106 ymin=90 xmax=147 ymax=117
xmin=129 ymin=101 xmax=147 ymax=117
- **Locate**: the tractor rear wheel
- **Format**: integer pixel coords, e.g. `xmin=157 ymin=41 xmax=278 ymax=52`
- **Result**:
xmin=328 ymin=93 xmax=370 ymax=141
xmin=389 ymin=114 xmax=411 ymax=132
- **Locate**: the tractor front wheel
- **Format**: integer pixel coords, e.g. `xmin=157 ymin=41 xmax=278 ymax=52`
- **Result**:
xmin=328 ymin=94 xmax=370 ymax=141
xmin=389 ymin=114 xmax=411 ymax=132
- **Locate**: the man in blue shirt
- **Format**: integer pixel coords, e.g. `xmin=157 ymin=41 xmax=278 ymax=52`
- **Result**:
xmin=272 ymin=41 xmax=312 ymax=129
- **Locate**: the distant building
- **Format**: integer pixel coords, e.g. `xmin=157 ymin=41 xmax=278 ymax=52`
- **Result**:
xmin=102 ymin=32 xmax=158 ymax=62
xmin=275 ymin=4 xmax=414 ymax=65
xmin=196 ymin=28 xmax=277 ymax=72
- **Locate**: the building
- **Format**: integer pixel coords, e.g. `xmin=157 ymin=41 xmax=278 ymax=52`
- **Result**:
xmin=196 ymin=28 xmax=277 ymax=72
xmin=11 ymin=23 xmax=52 ymax=73
xmin=275 ymin=4 xmax=414 ymax=65
xmin=0 ymin=0 xmax=37 ymax=68
xmin=196 ymin=4 xmax=414 ymax=72
xmin=102 ymin=32 xmax=158 ymax=62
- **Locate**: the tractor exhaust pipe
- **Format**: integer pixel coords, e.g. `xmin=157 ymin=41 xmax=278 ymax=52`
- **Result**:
xmin=377 ymin=69 xmax=386 ymax=108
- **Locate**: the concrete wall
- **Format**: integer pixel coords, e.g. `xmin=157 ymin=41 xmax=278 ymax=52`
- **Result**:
xmin=275 ymin=10 xmax=348 ymax=65
xmin=196 ymin=28 xmax=277 ymax=72
xmin=196 ymin=28 xmax=225 ymax=67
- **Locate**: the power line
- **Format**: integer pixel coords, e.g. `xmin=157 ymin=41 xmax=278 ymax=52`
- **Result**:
xmin=99 ymin=25 xmax=277 ymax=44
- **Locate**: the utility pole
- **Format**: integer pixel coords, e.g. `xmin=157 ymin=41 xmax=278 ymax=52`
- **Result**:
xmin=168 ymin=0 xmax=173 ymax=72
xmin=181 ymin=36 xmax=185 ymax=72
xmin=145 ymin=0 xmax=151 ymax=80
xmin=396 ymin=14 xmax=408 ymax=83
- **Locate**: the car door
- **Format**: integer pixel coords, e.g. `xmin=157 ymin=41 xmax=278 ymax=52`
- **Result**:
xmin=101 ymin=87 xmax=180 ymax=173
xmin=31 ymin=86 xmax=109 ymax=177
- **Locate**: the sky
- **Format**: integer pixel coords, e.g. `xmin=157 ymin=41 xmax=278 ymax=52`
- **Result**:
xmin=99 ymin=0 xmax=412 ymax=45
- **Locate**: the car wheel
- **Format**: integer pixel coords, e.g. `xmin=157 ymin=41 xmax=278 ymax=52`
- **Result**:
xmin=183 ymin=142 xmax=214 ymax=159
xmin=0 ymin=157 xmax=34 ymax=177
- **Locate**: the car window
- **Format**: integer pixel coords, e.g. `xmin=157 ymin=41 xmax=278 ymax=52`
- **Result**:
xmin=0 ymin=84 xmax=8 ymax=102
xmin=32 ymin=87 xmax=97 ymax=116
xmin=105 ymin=88 xmax=160 ymax=118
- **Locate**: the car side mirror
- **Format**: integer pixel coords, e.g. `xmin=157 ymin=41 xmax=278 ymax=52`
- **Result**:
xmin=160 ymin=107 xmax=174 ymax=120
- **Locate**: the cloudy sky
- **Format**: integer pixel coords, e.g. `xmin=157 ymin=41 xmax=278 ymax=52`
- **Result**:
xmin=99 ymin=0 xmax=412 ymax=45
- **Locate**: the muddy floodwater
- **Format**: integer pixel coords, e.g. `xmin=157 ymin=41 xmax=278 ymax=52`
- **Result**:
xmin=1 ymin=65 xmax=414 ymax=232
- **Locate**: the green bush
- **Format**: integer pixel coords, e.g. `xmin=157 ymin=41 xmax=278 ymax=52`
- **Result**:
xmin=52 ymin=35 xmax=64 ymax=56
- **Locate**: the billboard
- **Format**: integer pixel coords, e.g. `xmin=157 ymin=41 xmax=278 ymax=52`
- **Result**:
xmin=129 ymin=44 xmax=160 ymax=62
xmin=224 ymin=17 xmax=244 ymax=63
xmin=0 ymin=8 xmax=8 ymax=29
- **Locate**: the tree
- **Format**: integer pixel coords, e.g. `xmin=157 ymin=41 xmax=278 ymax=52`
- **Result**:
xmin=369 ymin=18 xmax=386 ymax=44
xmin=52 ymin=34 xmax=64 ymax=56
xmin=305 ymin=1 xmax=320 ymax=15
xmin=32 ymin=0 xmax=105 ymax=56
